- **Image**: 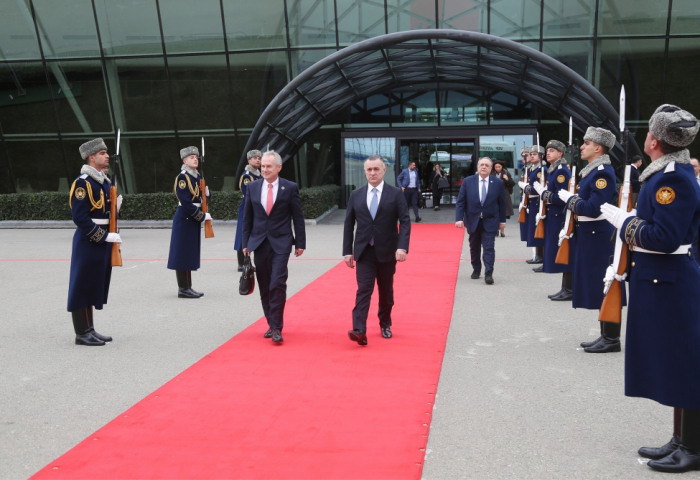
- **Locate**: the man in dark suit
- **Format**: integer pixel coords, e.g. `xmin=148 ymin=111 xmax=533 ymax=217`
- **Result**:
xmin=455 ymin=157 xmax=506 ymax=285
xmin=343 ymin=155 xmax=411 ymax=346
xmin=397 ymin=160 xmax=422 ymax=222
xmin=242 ymin=150 xmax=306 ymax=344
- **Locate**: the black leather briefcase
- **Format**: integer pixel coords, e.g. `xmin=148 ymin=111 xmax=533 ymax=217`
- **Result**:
xmin=239 ymin=254 xmax=256 ymax=295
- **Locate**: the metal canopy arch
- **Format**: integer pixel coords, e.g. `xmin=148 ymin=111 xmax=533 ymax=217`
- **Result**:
xmin=238 ymin=29 xmax=635 ymax=178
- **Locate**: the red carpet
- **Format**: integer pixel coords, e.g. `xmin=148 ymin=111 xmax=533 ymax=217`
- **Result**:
xmin=33 ymin=225 xmax=464 ymax=479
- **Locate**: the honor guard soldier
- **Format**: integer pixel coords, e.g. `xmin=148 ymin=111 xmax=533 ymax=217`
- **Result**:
xmin=167 ymin=146 xmax=212 ymax=298
xmin=234 ymin=150 xmax=262 ymax=271
xmin=600 ymin=105 xmax=700 ymax=473
xmin=519 ymin=145 xmax=545 ymax=266
xmin=518 ymin=146 xmax=530 ymax=244
xmin=532 ymin=140 xmax=573 ymax=300
xmin=67 ymin=138 xmax=122 ymax=346
xmin=558 ymin=127 xmax=624 ymax=352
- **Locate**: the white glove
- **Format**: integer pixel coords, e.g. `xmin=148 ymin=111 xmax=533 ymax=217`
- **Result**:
xmin=535 ymin=212 xmax=546 ymax=223
xmin=518 ymin=181 xmax=528 ymax=190
xmin=558 ymin=189 xmax=574 ymax=203
xmin=204 ymin=213 xmax=212 ymax=222
xmin=518 ymin=202 xmax=524 ymax=212
xmin=600 ymin=203 xmax=636 ymax=230
xmin=557 ymin=228 xmax=568 ymax=246
xmin=533 ymin=182 xmax=545 ymax=195
xmin=205 ymin=186 xmax=210 ymax=196
xmin=106 ymin=233 xmax=122 ymax=243
xmin=116 ymin=194 xmax=123 ymax=213
xmin=603 ymin=265 xmax=627 ymax=293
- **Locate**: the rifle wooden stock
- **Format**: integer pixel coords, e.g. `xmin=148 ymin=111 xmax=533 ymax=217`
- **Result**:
xmin=555 ymin=237 xmax=570 ymax=265
xmin=598 ymin=185 xmax=633 ymax=323
xmin=534 ymin=214 xmax=545 ymax=238
xmin=200 ymin=178 xmax=215 ymax=238
xmin=109 ymin=185 xmax=122 ymax=267
xmin=518 ymin=205 xmax=527 ymax=223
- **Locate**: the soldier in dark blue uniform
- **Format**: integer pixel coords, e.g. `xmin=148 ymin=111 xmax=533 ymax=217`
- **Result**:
xmin=558 ymin=127 xmax=624 ymax=353
xmin=67 ymin=138 xmax=122 ymax=346
xmin=517 ymin=147 xmax=530 ymax=244
xmin=533 ymin=140 xmax=573 ymax=300
xmin=520 ymin=146 xmax=545 ymax=266
xmin=601 ymin=105 xmax=700 ymax=473
xmin=167 ymin=146 xmax=212 ymax=298
xmin=234 ymin=150 xmax=262 ymax=271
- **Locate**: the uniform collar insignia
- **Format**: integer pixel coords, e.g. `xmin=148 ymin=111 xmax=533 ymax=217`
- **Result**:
xmin=245 ymin=165 xmax=261 ymax=176
xmin=181 ymin=164 xmax=199 ymax=178
xmin=547 ymin=158 xmax=567 ymax=174
xmin=580 ymin=154 xmax=611 ymax=178
xmin=639 ymin=149 xmax=691 ymax=182
xmin=80 ymin=164 xmax=108 ymax=184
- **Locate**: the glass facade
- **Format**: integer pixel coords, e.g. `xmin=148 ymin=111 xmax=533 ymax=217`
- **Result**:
xmin=0 ymin=0 xmax=699 ymax=194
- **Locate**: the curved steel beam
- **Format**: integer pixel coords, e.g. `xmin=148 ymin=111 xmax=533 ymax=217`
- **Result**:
xmin=239 ymin=29 xmax=638 ymax=179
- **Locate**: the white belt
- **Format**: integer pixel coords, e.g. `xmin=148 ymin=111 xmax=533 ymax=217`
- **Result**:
xmin=577 ymin=215 xmax=604 ymax=222
xmin=179 ymin=202 xmax=201 ymax=207
xmin=631 ymin=244 xmax=691 ymax=255
xmin=528 ymin=195 xmax=539 ymax=198
xmin=92 ymin=219 xmax=109 ymax=225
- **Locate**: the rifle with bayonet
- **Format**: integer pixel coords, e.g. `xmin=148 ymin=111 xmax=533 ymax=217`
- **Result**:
xmin=555 ymin=165 xmax=576 ymax=264
xmin=199 ymin=137 xmax=215 ymax=238
xmin=534 ymin=133 xmax=546 ymax=239
xmin=109 ymin=129 xmax=123 ymax=267
xmin=599 ymin=86 xmax=631 ymax=323
xmin=517 ymin=162 xmax=528 ymax=223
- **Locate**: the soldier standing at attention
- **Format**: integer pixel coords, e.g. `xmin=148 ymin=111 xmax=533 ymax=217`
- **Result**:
xmin=67 ymin=138 xmax=122 ymax=346
xmin=234 ymin=150 xmax=262 ymax=272
xmin=518 ymin=146 xmax=530 ymax=245
xmin=600 ymin=105 xmax=700 ymax=473
xmin=167 ymin=146 xmax=212 ymax=298
xmin=532 ymin=140 xmax=573 ymax=301
xmin=558 ymin=127 xmax=623 ymax=353
xmin=519 ymin=145 xmax=545 ymax=266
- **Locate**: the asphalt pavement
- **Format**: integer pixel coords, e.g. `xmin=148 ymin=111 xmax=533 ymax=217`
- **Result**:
xmin=0 ymin=213 xmax=695 ymax=479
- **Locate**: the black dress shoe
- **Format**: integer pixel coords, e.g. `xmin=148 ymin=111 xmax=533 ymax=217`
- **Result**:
xmin=548 ymin=289 xmax=564 ymax=299
xmin=551 ymin=290 xmax=572 ymax=301
xmin=264 ymin=329 xmax=273 ymax=338
xmin=88 ymin=328 xmax=112 ymax=342
xmin=640 ymin=436 xmax=681 ymax=460
xmin=648 ymin=445 xmax=700 ymax=473
xmin=237 ymin=265 xmax=244 ymax=272
xmin=381 ymin=327 xmax=392 ymax=339
xmin=525 ymin=256 xmax=543 ymax=264
xmin=271 ymin=329 xmax=283 ymax=343
xmin=484 ymin=273 xmax=494 ymax=285
xmin=190 ymin=288 xmax=204 ymax=297
xmin=471 ymin=270 xmax=480 ymax=279
xmin=584 ymin=335 xmax=621 ymax=353
xmin=500 ymin=232 xmax=505 ymax=237
xmin=348 ymin=329 xmax=368 ymax=346
xmin=580 ymin=336 xmax=602 ymax=348
xmin=415 ymin=217 xmax=422 ymax=222
xmin=532 ymin=265 xmax=544 ymax=272
xmin=75 ymin=332 xmax=105 ymax=346
xmin=178 ymin=288 xmax=201 ymax=298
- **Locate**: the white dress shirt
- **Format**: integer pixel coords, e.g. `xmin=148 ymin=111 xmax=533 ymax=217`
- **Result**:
xmin=260 ymin=177 xmax=279 ymax=211
xmin=478 ymin=175 xmax=489 ymax=203
xmin=408 ymin=170 xmax=417 ymax=188
xmin=366 ymin=181 xmax=384 ymax=210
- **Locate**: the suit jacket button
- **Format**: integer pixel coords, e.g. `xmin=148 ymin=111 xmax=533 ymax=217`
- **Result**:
xmin=592 ymin=231 xmax=595 ymax=234
xmin=653 ymin=279 xmax=658 ymax=284
xmin=631 ymin=262 xmax=635 ymax=267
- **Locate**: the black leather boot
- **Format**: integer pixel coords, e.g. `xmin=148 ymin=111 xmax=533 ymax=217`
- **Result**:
xmin=526 ymin=247 xmax=544 ymax=264
xmin=186 ymin=271 xmax=204 ymax=297
xmin=71 ymin=308 xmax=104 ymax=346
xmin=551 ymin=272 xmax=573 ymax=301
xmin=532 ymin=265 xmax=544 ymax=272
xmin=649 ymin=409 xmax=700 ymax=473
xmin=581 ymin=321 xmax=603 ymax=348
xmin=584 ymin=321 xmax=621 ymax=353
xmin=86 ymin=306 xmax=112 ymax=342
xmin=177 ymin=270 xmax=201 ymax=299
xmin=639 ymin=408 xmax=681 ymax=459
xmin=237 ymin=250 xmax=245 ymax=272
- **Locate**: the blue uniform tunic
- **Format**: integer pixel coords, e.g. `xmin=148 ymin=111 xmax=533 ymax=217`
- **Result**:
xmin=167 ymin=170 xmax=205 ymax=271
xmin=565 ymin=159 xmax=625 ymax=310
xmin=519 ymin=167 xmax=529 ymax=242
xmin=234 ymin=169 xmax=260 ymax=251
xmin=525 ymin=164 xmax=546 ymax=247
xmin=67 ymin=172 xmax=112 ymax=312
xmin=541 ymin=163 xmax=573 ymax=274
xmin=620 ymin=153 xmax=700 ymax=408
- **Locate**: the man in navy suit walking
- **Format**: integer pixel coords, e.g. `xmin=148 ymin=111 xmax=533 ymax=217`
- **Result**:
xmin=455 ymin=157 xmax=506 ymax=284
xmin=242 ymin=150 xmax=306 ymax=343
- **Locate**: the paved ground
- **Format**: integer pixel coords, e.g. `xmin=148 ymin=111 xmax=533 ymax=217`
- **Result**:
xmin=0 ymin=215 xmax=695 ymax=479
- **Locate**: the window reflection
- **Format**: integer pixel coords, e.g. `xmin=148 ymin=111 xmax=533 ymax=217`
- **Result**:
xmin=438 ymin=0 xmax=488 ymax=33
xmin=158 ymin=0 xmax=225 ymax=54
xmin=542 ymin=0 xmax=596 ymax=38
xmin=387 ymin=0 xmax=436 ymax=33
xmin=670 ymin=0 xmax=700 ymax=35
xmin=290 ymin=48 xmax=336 ymax=78
xmin=0 ymin=63 xmax=57 ymax=134
xmin=491 ymin=91 xmax=533 ymax=124
xmin=6 ymin=139 xmax=66 ymax=192
xmin=337 ymin=0 xmax=386 ymax=46
xmin=393 ymin=89 xmax=438 ymax=126
xmin=542 ymin=40 xmax=594 ymax=83
xmin=288 ymin=0 xmax=337 ymax=48
xmin=598 ymin=0 xmax=669 ymax=37
xmin=223 ymin=0 xmax=287 ymax=51
xmin=0 ymin=0 xmax=42 ymax=60
xmin=94 ymin=0 xmax=163 ymax=56
xmin=440 ymin=89 xmax=487 ymax=125
xmin=665 ymin=38 xmax=700 ymax=118
xmin=348 ymin=94 xmax=391 ymax=127
xmin=490 ymin=0 xmax=540 ymax=40
xmin=33 ymin=0 xmax=101 ymax=58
